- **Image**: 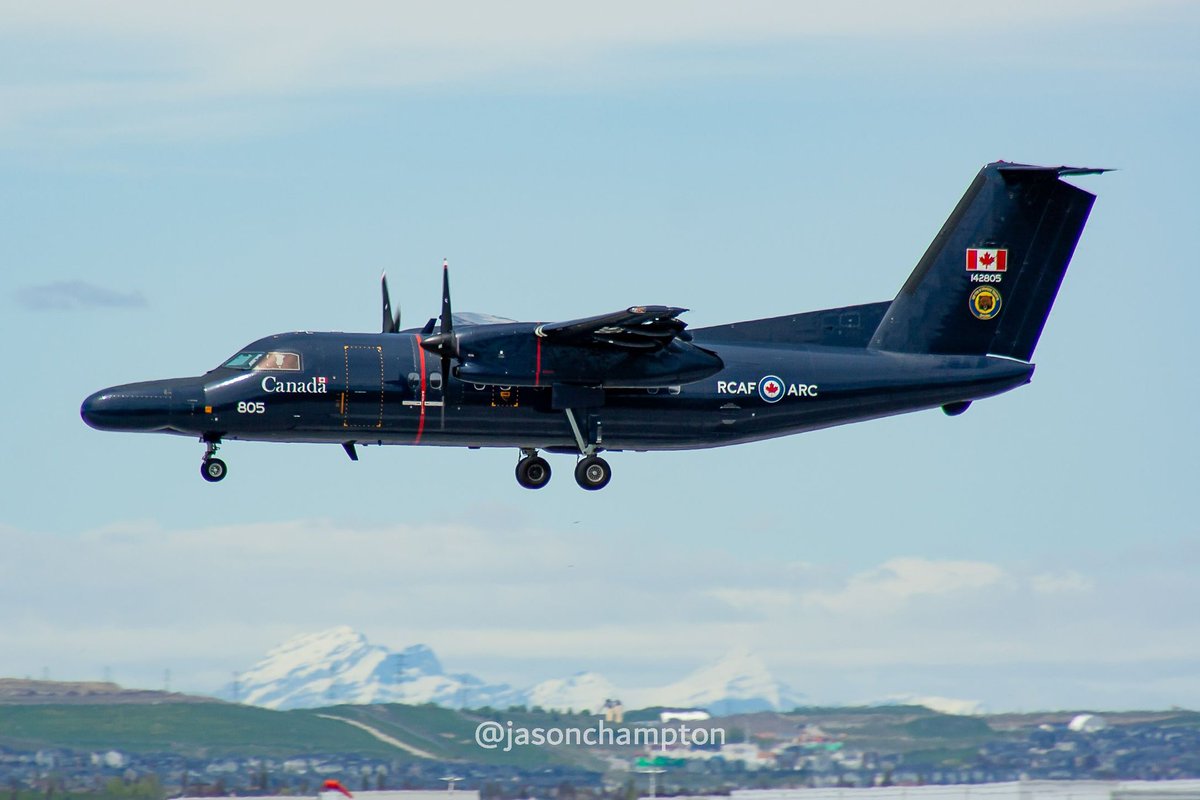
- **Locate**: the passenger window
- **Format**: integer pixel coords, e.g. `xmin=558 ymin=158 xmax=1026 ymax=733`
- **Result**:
xmin=429 ymin=372 xmax=443 ymax=390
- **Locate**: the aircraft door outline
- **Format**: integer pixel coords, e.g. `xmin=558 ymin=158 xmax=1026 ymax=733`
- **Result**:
xmin=342 ymin=345 xmax=384 ymax=429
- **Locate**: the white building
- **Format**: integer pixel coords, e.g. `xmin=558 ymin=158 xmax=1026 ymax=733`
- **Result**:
xmin=720 ymin=742 xmax=776 ymax=770
xmin=1068 ymin=714 xmax=1108 ymax=733
xmin=721 ymin=779 xmax=1200 ymax=800
xmin=179 ymin=792 xmax=479 ymax=800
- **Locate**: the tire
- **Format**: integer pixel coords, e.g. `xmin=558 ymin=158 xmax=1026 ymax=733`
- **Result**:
xmin=516 ymin=456 xmax=552 ymax=489
xmin=201 ymin=458 xmax=228 ymax=483
xmin=573 ymin=455 xmax=611 ymax=491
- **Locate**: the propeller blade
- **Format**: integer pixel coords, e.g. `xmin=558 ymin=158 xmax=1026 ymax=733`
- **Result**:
xmin=381 ymin=273 xmax=400 ymax=333
xmin=433 ymin=260 xmax=456 ymax=429
xmin=441 ymin=354 xmax=450 ymax=429
xmin=439 ymin=258 xmax=454 ymax=336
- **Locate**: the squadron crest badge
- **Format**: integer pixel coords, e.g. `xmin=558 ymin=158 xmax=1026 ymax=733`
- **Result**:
xmin=969 ymin=285 xmax=1002 ymax=320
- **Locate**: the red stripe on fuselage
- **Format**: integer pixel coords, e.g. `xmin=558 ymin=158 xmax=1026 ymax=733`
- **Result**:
xmin=535 ymin=334 xmax=542 ymax=387
xmin=415 ymin=335 xmax=427 ymax=444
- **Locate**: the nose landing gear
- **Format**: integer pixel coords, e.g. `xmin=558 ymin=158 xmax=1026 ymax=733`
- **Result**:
xmin=200 ymin=438 xmax=227 ymax=483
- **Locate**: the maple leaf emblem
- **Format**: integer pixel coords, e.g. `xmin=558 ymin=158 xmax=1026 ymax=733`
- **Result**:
xmin=765 ymin=381 xmax=779 ymax=394
xmin=979 ymin=251 xmax=995 ymax=267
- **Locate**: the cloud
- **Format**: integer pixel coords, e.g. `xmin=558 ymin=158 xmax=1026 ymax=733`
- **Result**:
xmin=708 ymin=588 xmax=797 ymax=613
xmin=13 ymin=280 xmax=148 ymax=311
xmin=803 ymin=557 xmax=1009 ymax=614
xmin=1030 ymin=570 xmax=1095 ymax=595
xmin=2 ymin=517 xmax=1199 ymax=708
xmin=0 ymin=0 xmax=1181 ymax=143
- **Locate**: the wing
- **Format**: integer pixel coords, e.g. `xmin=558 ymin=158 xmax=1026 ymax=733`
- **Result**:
xmin=451 ymin=305 xmax=723 ymax=389
xmin=534 ymin=306 xmax=691 ymax=350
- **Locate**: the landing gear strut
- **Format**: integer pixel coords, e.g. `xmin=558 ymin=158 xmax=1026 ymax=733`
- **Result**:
xmin=515 ymin=448 xmax=552 ymax=490
xmin=564 ymin=408 xmax=612 ymax=490
xmin=200 ymin=439 xmax=227 ymax=483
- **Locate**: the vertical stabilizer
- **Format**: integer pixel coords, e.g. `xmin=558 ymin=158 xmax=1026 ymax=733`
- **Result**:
xmin=869 ymin=162 xmax=1105 ymax=360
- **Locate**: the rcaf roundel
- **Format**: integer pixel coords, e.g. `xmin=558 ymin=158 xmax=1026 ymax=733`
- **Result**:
xmin=758 ymin=375 xmax=785 ymax=403
xmin=966 ymin=248 xmax=1007 ymax=272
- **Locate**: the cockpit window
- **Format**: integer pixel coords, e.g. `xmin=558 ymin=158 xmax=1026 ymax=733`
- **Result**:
xmin=224 ymin=352 xmax=263 ymax=369
xmin=223 ymin=351 xmax=301 ymax=371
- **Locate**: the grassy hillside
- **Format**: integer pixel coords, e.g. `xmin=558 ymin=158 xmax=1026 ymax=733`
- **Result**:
xmin=323 ymin=704 xmax=609 ymax=769
xmin=0 ymin=704 xmax=400 ymax=758
xmin=3 ymin=700 xmax=1193 ymax=769
xmin=0 ymin=702 xmax=606 ymax=768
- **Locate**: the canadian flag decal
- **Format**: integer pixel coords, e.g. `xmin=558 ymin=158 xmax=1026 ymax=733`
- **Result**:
xmin=966 ymin=248 xmax=1008 ymax=272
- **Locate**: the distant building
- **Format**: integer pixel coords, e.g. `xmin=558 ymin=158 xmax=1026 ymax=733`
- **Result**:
xmin=602 ymin=698 xmax=624 ymax=723
xmin=179 ymin=792 xmax=480 ymax=800
xmin=720 ymin=742 xmax=775 ymax=770
xmin=730 ymin=780 xmax=1200 ymax=800
xmin=660 ymin=709 xmax=711 ymax=724
xmin=1068 ymin=713 xmax=1108 ymax=733
xmin=87 ymin=751 xmax=126 ymax=769
xmin=796 ymin=723 xmax=833 ymax=743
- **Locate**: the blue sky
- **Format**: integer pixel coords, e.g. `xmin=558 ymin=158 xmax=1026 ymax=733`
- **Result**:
xmin=1 ymin=1 xmax=1197 ymax=711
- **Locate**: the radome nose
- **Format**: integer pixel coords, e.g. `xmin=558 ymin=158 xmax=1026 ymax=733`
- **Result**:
xmin=80 ymin=383 xmax=175 ymax=431
xmin=80 ymin=390 xmax=107 ymax=429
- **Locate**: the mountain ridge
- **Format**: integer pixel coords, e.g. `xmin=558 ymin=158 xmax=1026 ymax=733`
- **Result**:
xmin=223 ymin=626 xmax=802 ymax=713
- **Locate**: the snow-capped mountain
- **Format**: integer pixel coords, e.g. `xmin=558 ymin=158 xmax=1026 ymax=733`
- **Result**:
xmin=225 ymin=627 xmax=801 ymax=713
xmin=524 ymin=648 xmax=802 ymax=715
xmin=223 ymin=626 xmax=518 ymax=710
xmin=637 ymin=646 xmax=801 ymax=714
xmin=524 ymin=671 xmax=621 ymax=713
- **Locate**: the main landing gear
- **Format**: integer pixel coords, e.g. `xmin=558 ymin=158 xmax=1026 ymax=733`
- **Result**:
xmin=514 ymin=408 xmax=613 ymax=491
xmin=516 ymin=449 xmax=552 ymax=490
xmin=200 ymin=438 xmax=227 ymax=483
xmin=514 ymin=449 xmax=612 ymax=491
xmin=574 ymin=455 xmax=611 ymax=491
xmin=564 ymin=407 xmax=611 ymax=491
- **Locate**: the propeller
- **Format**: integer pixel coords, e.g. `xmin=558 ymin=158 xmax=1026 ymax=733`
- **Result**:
xmin=381 ymin=273 xmax=401 ymax=333
xmin=419 ymin=259 xmax=458 ymax=428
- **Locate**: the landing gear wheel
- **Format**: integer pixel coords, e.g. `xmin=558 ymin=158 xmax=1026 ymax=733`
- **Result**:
xmin=201 ymin=458 xmax=227 ymax=483
xmin=515 ymin=456 xmax=552 ymax=489
xmin=574 ymin=455 xmax=611 ymax=491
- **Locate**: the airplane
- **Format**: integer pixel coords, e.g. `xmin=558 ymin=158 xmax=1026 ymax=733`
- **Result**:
xmin=81 ymin=161 xmax=1106 ymax=490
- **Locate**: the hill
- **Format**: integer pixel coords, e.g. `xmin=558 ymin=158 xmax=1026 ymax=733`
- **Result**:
xmin=0 ymin=702 xmax=603 ymax=768
xmin=0 ymin=679 xmax=218 ymax=706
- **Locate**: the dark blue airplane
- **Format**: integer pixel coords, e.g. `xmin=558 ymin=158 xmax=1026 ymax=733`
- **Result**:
xmin=82 ymin=161 xmax=1105 ymax=490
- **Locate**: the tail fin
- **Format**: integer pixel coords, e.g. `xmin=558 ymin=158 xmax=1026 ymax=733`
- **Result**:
xmin=869 ymin=161 xmax=1106 ymax=360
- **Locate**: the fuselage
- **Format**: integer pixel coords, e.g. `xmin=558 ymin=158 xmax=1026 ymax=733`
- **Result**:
xmin=81 ymin=328 xmax=1034 ymax=453
xmin=79 ymin=161 xmax=1102 ymax=490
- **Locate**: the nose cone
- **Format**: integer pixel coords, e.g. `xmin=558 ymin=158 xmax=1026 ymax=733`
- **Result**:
xmin=81 ymin=379 xmax=202 ymax=432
